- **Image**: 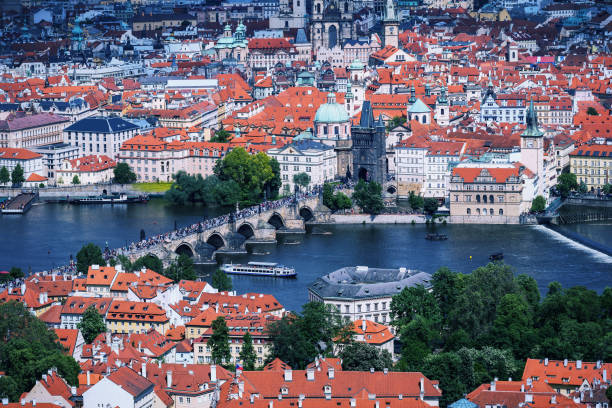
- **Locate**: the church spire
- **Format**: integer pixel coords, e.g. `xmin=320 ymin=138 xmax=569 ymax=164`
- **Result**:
xmin=384 ymin=0 xmax=398 ymax=22
xmin=522 ymin=99 xmax=543 ymax=138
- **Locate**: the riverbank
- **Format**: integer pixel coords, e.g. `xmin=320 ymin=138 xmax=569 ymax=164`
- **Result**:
xmin=330 ymin=213 xmax=428 ymax=223
xmin=0 ymin=184 xmax=140 ymax=200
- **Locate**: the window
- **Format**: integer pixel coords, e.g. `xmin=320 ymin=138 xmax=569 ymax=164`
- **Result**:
xmin=499 ymin=209 xmax=503 ymax=215
xmin=467 ymin=208 xmax=471 ymax=215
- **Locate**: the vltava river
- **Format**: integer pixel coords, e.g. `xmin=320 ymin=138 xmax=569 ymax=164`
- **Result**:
xmin=1 ymin=199 xmax=610 ymax=312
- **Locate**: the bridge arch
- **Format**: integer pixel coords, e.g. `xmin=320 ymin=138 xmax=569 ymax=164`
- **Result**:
xmin=267 ymin=212 xmax=286 ymax=230
xmin=175 ymin=242 xmax=195 ymax=258
xmin=237 ymin=222 xmax=255 ymax=239
xmin=299 ymin=206 xmax=314 ymax=222
xmin=206 ymin=232 xmax=226 ymax=249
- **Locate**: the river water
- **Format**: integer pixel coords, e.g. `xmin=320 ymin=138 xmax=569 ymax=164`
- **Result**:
xmin=1 ymin=199 xmax=610 ymax=312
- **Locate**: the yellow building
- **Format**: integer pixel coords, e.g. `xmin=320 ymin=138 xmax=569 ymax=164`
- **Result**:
xmin=105 ymin=300 xmax=170 ymax=335
xmin=570 ymin=144 xmax=612 ymax=191
xmin=470 ymin=6 xmax=511 ymax=21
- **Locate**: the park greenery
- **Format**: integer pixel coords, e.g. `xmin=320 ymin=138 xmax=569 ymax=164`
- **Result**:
xmin=78 ymin=305 xmax=107 ymax=343
xmin=322 ymin=183 xmax=352 ymax=211
xmin=165 ymin=148 xmax=281 ymax=207
xmin=531 ymin=195 xmax=546 ymax=213
xmin=0 ymin=166 xmax=9 ymax=185
xmin=352 ymin=179 xmax=384 ymax=215
xmin=211 ymin=268 xmax=233 ymax=291
xmin=0 ymin=302 xmax=80 ymax=402
xmin=293 ymin=172 xmax=311 ymax=191
xmin=113 ymin=163 xmax=137 ymax=184
xmin=556 ymin=173 xmax=578 ymax=198
xmin=11 ymin=164 xmax=24 ymax=187
xmin=76 ymin=243 xmax=105 ymax=273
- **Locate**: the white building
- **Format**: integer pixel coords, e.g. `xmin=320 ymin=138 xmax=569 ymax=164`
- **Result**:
xmin=63 ymin=116 xmax=140 ymax=159
xmin=55 ymin=155 xmax=116 ymax=185
xmin=82 ymin=366 xmax=155 ymax=408
xmin=423 ymin=141 xmax=465 ymax=199
xmin=308 ymin=266 xmax=432 ymax=324
xmin=0 ymin=148 xmax=45 ymax=185
xmin=268 ymin=138 xmax=337 ymax=195
xmin=31 ymin=143 xmax=80 ymax=182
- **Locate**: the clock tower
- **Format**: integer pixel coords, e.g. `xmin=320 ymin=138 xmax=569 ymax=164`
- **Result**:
xmin=383 ymin=0 xmax=399 ymax=48
xmin=520 ymin=99 xmax=544 ymax=178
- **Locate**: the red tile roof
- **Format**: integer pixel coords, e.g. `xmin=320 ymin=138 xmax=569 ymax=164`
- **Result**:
xmin=107 ymin=366 xmax=154 ymax=397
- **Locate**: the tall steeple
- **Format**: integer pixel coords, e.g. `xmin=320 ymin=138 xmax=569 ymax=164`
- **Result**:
xmin=383 ymin=0 xmax=399 ymax=48
xmin=522 ymin=99 xmax=543 ymax=138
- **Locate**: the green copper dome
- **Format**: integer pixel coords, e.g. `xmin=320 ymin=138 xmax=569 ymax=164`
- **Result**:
xmin=315 ymin=93 xmax=349 ymax=123
xmin=350 ymin=58 xmax=364 ymax=70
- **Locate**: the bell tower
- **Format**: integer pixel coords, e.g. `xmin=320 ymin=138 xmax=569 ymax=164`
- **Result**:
xmin=383 ymin=0 xmax=399 ymax=48
xmin=520 ymin=99 xmax=544 ymax=178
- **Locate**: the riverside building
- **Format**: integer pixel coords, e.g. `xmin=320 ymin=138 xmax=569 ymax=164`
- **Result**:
xmin=308 ymin=266 xmax=431 ymax=324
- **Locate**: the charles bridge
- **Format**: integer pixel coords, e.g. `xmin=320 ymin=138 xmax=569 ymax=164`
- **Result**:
xmin=124 ymin=195 xmax=330 ymax=263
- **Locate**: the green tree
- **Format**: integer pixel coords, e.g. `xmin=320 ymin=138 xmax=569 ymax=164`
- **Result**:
xmin=9 ymin=267 xmax=24 ymax=280
xmin=210 ymin=128 xmax=231 ymax=143
xmin=239 ymin=332 xmax=257 ymax=371
xmin=607 ymin=384 xmax=612 ymax=402
xmin=602 ymin=184 xmax=611 ymax=195
xmin=267 ymin=302 xmax=346 ymax=369
xmin=72 ymin=175 xmax=80 ymax=185
xmin=431 ymin=267 xmax=462 ymax=323
xmin=578 ymin=181 xmax=588 ymax=194
xmin=132 ymin=254 xmax=163 ymax=273
xmin=386 ymin=115 xmax=407 ymax=131
xmin=333 ymin=192 xmax=352 ymax=210
xmin=113 ymin=163 xmax=137 ymax=184
xmin=164 ymin=254 xmax=196 ymax=282
xmin=116 ymin=254 xmax=133 ymax=272
xmin=11 ymin=164 xmax=24 ymax=186
xmin=0 ymin=302 xmax=80 ymax=402
xmin=209 ymin=317 xmax=231 ymax=365
xmin=211 ymin=268 xmax=233 ymax=291
xmin=339 ymin=342 xmax=393 ymax=371
xmin=530 ymin=195 xmax=546 ymax=212
xmin=0 ymin=166 xmax=9 ymax=185
xmin=409 ymin=191 xmax=424 ymax=210
xmin=352 ymin=179 xmax=384 ymax=215
xmin=293 ymin=172 xmax=311 ymax=191
xmin=76 ymin=243 xmax=105 ymax=273
xmin=423 ymin=198 xmax=439 ymax=215
xmin=265 ymin=158 xmax=282 ymax=200
xmin=556 ymin=173 xmax=578 ymax=198
xmin=492 ymin=294 xmax=534 ymax=358
xmin=587 ymin=107 xmax=599 ymax=116
xmin=77 ymin=305 xmax=106 ymax=343
xmin=323 ymin=183 xmax=336 ymax=209
xmin=165 ymin=172 xmax=207 ymax=205
xmin=214 ymin=147 xmax=276 ymax=205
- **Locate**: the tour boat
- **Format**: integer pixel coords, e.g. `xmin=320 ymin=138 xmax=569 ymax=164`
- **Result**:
xmin=221 ymin=262 xmax=297 ymax=278
xmin=489 ymin=252 xmax=504 ymax=261
xmin=70 ymin=193 xmax=149 ymax=204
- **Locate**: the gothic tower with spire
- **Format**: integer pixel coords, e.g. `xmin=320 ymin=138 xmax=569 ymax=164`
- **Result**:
xmin=351 ymin=101 xmax=387 ymax=184
xmin=383 ymin=0 xmax=399 ymax=48
xmin=520 ymin=99 xmax=544 ymax=179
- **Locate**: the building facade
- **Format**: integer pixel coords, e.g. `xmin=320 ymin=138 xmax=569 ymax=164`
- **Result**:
xmin=64 ymin=117 xmax=140 ymax=159
xmin=570 ymin=144 xmax=612 ymax=192
xmin=0 ymin=113 xmax=70 ymax=149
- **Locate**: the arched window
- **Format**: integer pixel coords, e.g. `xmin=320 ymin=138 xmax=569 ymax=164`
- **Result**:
xmin=499 ymin=209 xmax=503 ymax=215
xmin=483 ymin=195 xmax=487 ymax=203
xmin=490 ymin=208 xmax=494 ymax=215
xmin=316 ymin=3 xmax=321 ymax=13
xmin=476 ymin=194 xmax=481 ymax=203
xmin=344 ymin=2 xmax=349 ymax=12
xmin=467 ymin=208 xmax=471 ymax=215
xmin=323 ymin=126 xmax=328 ymax=135
xmin=476 ymin=208 xmax=481 ymax=215
xmin=334 ymin=126 xmax=339 ymax=135
xmin=440 ymin=108 xmax=445 ymax=115
xmin=489 ymin=195 xmax=494 ymax=203
xmin=422 ymin=115 xmax=427 ymax=123
xmin=483 ymin=208 xmax=487 ymax=215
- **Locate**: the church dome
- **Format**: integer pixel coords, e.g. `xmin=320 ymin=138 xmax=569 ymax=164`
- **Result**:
xmin=315 ymin=93 xmax=349 ymax=124
xmin=350 ymin=58 xmax=364 ymax=70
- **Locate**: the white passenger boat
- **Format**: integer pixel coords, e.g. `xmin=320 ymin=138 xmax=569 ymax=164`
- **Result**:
xmin=221 ymin=262 xmax=297 ymax=278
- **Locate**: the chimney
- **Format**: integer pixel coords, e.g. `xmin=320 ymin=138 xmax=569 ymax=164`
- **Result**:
xmin=239 ymin=381 xmax=244 ymax=397
xmin=71 ymin=386 xmax=77 ymax=395
xmin=564 ymin=359 xmax=568 ymax=367
xmin=20 ymin=400 xmax=25 ymax=406
xmin=361 ymin=320 xmax=366 ymax=332
xmin=383 ymin=368 xmax=388 ymax=375
xmin=375 ymin=402 xmax=379 ymax=408
xmin=32 ymin=400 xmax=36 ymax=407
xmin=603 ymin=369 xmax=607 ymax=383
xmin=328 ymin=367 xmax=334 ymax=379
xmin=284 ymin=369 xmax=292 ymax=382
xmin=577 ymin=360 xmax=582 ymax=369
xmin=268 ymin=401 xmax=273 ymax=408
xmin=306 ymin=368 xmax=315 ymax=381
xmin=21 ymin=283 xmax=26 ymax=295
xmin=158 ymin=360 xmax=162 ymax=369
xmin=525 ymin=394 xmax=533 ymax=403
xmin=521 ymin=384 xmax=525 ymax=392
xmin=350 ymin=399 xmax=356 ymax=407
xmin=298 ymin=401 xmax=302 ymax=408
xmin=2 ymin=398 xmax=8 ymax=405
xmin=86 ymin=371 xmax=91 ymax=385
xmin=42 ymin=374 xmax=47 ymax=383
xmin=166 ymin=370 xmax=173 ymax=388
xmin=551 ymin=395 xmax=557 ymax=404
xmin=141 ymin=364 xmax=146 ymax=379
xmin=596 ymin=361 xmax=602 ymax=369
xmin=544 ymin=358 xmax=549 ymax=366
xmin=420 ymin=377 xmax=425 ymax=399
xmin=250 ymin=395 xmax=255 ymax=404
xmin=210 ymin=364 xmax=217 ymax=382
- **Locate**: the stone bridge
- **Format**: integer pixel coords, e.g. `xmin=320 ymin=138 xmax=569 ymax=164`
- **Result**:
xmin=126 ymin=195 xmax=330 ymax=263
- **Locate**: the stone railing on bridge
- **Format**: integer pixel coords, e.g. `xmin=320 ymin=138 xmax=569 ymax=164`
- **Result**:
xmin=119 ymin=194 xmax=327 ymax=263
